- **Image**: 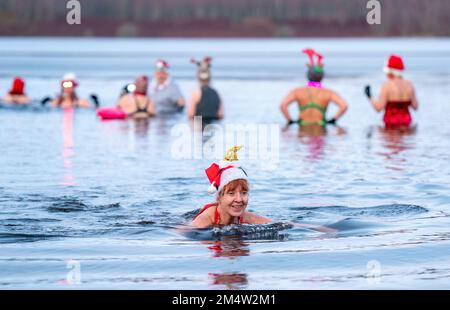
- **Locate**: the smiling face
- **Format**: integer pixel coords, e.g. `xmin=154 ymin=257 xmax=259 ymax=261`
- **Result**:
xmin=217 ymin=179 xmax=249 ymax=219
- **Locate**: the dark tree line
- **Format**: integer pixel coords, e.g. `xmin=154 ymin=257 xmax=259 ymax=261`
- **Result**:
xmin=0 ymin=0 xmax=449 ymax=36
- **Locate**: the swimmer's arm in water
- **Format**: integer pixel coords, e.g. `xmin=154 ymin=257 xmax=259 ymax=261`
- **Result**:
xmin=4 ymin=94 xmax=31 ymax=104
xmin=280 ymin=89 xmax=297 ymax=123
xmin=177 ymin=96 xmax=186 ymax=109
xmin=147 ymin=98 xmax=157 ymax=116
xmin=243 ymin=212 xmax=272 ymax=225
xmin=191 ymin=212 xmax=214 ymax=229
xmin=410 ymin=83 xmax=419 ymax=111
xmin=77 ymin=99 xmax=91 ymax=108
xmin=329 ymin=91 xmax=348 ymax=122
xmin=187 ymin=88 xmax=201 ymax=119
xmin=116 ymin=94 xmax=126 ymax=108
xmin=292 ymin=222 xmax=337 ymax=234
xmin=370 ymin=82 xmax=389 ymax=112
xmin=217 ymin=98 xmax=225 ymax=120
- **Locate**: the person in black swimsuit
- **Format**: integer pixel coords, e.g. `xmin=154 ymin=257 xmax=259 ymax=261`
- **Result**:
xmin=187 ymin=57 xmax=224 ymax=122
xmin=116 ymin=75 xmax=156 ymax=119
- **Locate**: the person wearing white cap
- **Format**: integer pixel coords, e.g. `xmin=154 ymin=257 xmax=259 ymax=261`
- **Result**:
xmin=152 ymin=59 xmax=185 ymax=114
xmin=51 ymin=73 xmax=91 ymax=108
xmin=364 ymin=54 xmax=419 ymax=128
xmin=192 ymin=146 xmax=272 ymax=228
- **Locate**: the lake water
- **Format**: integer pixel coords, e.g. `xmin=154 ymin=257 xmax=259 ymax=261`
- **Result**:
xmin=1 ymin=37 xmax=450 ymax=289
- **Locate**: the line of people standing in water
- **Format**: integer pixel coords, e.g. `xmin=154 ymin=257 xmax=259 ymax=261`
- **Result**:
xmin=1 ymin=50 xmax=419 ymax=130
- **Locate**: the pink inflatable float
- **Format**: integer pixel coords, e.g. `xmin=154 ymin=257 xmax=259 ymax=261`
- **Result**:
xmin=97 ymin=107 xmax=127 ymax=120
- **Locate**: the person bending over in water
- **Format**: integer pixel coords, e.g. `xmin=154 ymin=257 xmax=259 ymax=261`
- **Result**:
xmin=116 ymin=75 xmax=156 ymax=119
xmin=188 ymin=57 xmax=224 ymax=122
xmin=3 ymin=77 xmax=31 ymax=105
xmin=192 ymin=146 xmax=272 ymax=228
xmin=50 ymin=73 xmax=91 ymax=109
xmin=364 ymin=54 xmax=418 ymax=129
xmin=280 ymin=48 xmax=348 ymax=129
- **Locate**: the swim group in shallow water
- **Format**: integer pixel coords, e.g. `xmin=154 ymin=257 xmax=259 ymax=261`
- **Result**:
xmin=1 ymin=48 xmax=421 ymax=229
xmin=1 ymin=49 xmax=419 ymax=131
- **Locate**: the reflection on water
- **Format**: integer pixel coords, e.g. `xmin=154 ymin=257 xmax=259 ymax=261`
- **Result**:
xmin=62 ymin=108 xmax=76 ymax=186
xmin=1 ymin=38 xmax=450 ymax=289
xmin=204 ymin=237 xmax=250 ymax=258
xmin=209 ymin=272 xmax=248 ymax=290
xmin=205 ymin=237 xmax=249 ymax=289
xmin=370 ymin=125 xmax=417 ymax=171
xmin=297 ymin=125 xmax=347 ymax=161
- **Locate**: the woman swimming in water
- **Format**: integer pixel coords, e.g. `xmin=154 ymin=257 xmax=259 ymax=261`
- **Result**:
xmin=191 ymin=146 xmax=336 ymax=233
xmin=192 ymin=146 xmax=272 ymax=228
xmin=280 ymin=48 xmax=348 ymax=129
xmin=3 ymin=77 xmax=31 ymax=105
xmin=50 ymin=73 xmax=91 ymax=109
xmin=364 ymin=54 xmax=419 ymax=129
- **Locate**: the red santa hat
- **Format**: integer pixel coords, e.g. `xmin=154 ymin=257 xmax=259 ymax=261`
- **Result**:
xmin=205 ymin=146 xmax=248 ymax=195
xmin=383 ymin=54 xmax=405 ymax=77
xmin=9 ymin=77 xmax=25 ymax=95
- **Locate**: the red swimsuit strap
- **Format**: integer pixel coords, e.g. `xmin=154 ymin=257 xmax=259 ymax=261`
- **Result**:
xmin=193 ymin=203 xmax=245 ymax=225
xmin=193 ymin=203 xmax=217 ymax=221
xmin=214 ymin=206 xmax=245 ymax=225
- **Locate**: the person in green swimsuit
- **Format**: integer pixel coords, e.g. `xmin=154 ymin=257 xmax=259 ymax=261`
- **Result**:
xmin=280 ymin=48 xmax=348 ymax=129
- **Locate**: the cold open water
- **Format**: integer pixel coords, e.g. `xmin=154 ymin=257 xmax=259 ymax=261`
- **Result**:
xmin=0 ymin=38 xmax=450 ymax=289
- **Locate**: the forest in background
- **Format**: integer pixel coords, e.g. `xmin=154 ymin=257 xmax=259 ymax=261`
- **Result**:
xmin=0 ymin=0 xmax=449 ymax=37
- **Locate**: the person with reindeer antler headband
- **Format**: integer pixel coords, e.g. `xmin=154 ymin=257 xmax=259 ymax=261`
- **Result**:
xmin=187 ymin=57 xmax=224 ymax=122
xmin=280 ymin=49 xmax=348 ymax=130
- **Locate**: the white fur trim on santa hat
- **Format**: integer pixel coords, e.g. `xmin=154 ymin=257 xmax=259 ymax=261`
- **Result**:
xmin=217 ymin=166 xmax=248 ymax=193
xmin=218 ymin=160 xmax=242 ymax=169
xmin=383 ymin=66 xmax=403 ymax=77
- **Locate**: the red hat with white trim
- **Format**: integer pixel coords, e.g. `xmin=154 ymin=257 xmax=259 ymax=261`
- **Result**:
xmin=383 ymin=54 xmax=405 ymax=77
xmin=205 ymin=146 xmax=248 ymax=195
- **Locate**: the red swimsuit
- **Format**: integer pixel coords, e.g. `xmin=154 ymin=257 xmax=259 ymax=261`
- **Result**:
xmin=383 ymin=100 xmax=412 ymax=128
xmin=193 ymin=203 xmax=245 ymax=225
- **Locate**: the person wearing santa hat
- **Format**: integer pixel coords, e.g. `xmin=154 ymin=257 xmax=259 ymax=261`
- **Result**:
xmin=151 ymin=59 xmax=185 ymax=115
xmin=192 ymin=146 xmax=272 ymax=228
xmin=50 ymin=73 xmax=91 ymax=109
xmin=187 ymin=57 xmax=224 ymax=122
xmin=3 ymin=77 xmax=31 ymax=105
xmin=364 ymin=54 xmax=419 ymax=128
xmin=280 ymin=48 xmax=348 ymax=131
xmin=116 ymin=75 xmax=156 ymax=118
